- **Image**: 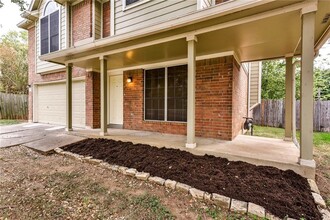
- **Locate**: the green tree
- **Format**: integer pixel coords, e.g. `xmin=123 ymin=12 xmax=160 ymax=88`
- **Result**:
xmin=0 ymin=30 xmax=28 ymax=94
xmin=261 ymin=59 xmax=286 ymax=100
xmin=314 ymin=54 xmax=330 ymax=100
xmin=261 ymin=57 xmax=330 ymax=100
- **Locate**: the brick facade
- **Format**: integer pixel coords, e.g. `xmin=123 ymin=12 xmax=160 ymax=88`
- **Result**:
xmin=195 ymin=57 xmax=233 ymax=140
xmin=123 ymin=56 xmax=247 ymax=140
xmin=85 ymin=72 xmax=100 ymax=128
xmin=72 ymin=0 xmax=93 ymax=45
xmin=232 ymin=60 xmax=248 ymax=139
xmin=28 ymin=26 xmax=36 ymax=122
xmin=102 ymin=1 xmax=110 ymax=38
xmin=215 ymin=0 xmax=230 ymax=4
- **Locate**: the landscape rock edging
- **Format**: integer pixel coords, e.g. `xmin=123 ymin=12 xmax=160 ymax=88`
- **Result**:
xmin=54 ymin=148 xmax=325 ymax=220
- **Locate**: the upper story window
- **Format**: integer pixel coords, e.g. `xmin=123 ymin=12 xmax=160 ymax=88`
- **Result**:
xmin=126 ymin=0 xmax=140 ymax=5
xmin=40 ymin=0 xmax=59 ymax=55
xmin=122 ymin=0 xmax=150 ymax=11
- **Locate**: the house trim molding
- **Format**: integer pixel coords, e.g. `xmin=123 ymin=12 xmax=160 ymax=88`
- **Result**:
xmin=41 ymin=0 xmax=317 ymax=64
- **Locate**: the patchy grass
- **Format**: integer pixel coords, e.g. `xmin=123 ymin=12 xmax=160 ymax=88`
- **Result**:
xmin=0 ymin=119 xmax=25 ymax=126
xmin=249 ymin=125 xmax=330 ymax=209
xmin=0 ymin=146 xmax=267 ymax=219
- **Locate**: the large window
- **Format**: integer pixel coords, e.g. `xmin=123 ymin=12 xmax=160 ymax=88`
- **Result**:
xmin=144 ymin=65 xmax=187 ymax=122
xmin=40 ymin=1 xmax=59 ymax=55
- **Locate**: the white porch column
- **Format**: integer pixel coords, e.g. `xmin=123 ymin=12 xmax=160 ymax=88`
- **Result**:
xmin=100 ymin=56 xmax=108 ymax=136
xmin=300 ymin=11 xmax=315 ymax=166
xmin=284 ymin=56 xmax=293 ymax=140
xmin=186 ymin=35 xmax=197 ymax=148
xmin=66 ymin=63 xmax=73 ymax=131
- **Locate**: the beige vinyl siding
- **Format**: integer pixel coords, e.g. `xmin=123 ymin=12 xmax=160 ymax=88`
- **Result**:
xmin=114 ymin=0 xmax=197 ymax=35
xmin=249 ymin=62 xmax=261 ymax=108
xmin=61 ymin=4 xmax=66 ymax=49
xmin=36 ymin=0 xmax=65 ymax=74
xmin=95 ymin=0 xmax=102 ymax=39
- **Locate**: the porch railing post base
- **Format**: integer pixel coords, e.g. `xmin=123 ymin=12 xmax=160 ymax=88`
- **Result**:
xmin=299 ymin=158 xmax=316 ymax=168
xmin=100 ymin=131 xmax=108 ymax=136
xmin=185 ymin=143 xmax=197 ymax=149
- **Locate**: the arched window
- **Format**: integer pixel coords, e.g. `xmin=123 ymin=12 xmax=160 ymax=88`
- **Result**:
xmin=40 ymin=0 xmax=59 ymax=55
xmin=43 ymin=1 xmax=58 ymax=16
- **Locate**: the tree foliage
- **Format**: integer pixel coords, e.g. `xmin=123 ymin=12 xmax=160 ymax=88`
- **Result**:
xmin=0 ymin=30 xmax=28 ymax=94
xmin=0 ymin=0 xmax=28 ymax=11
xmin=261 ymin=56 xmax=330 ymax=100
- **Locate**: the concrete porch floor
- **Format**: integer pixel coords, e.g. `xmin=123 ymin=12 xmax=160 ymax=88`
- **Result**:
xmin=71 ymin=128 xmax=315 ymax=179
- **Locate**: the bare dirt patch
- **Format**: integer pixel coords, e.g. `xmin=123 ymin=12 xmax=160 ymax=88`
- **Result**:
xmin=0 ymin=146 xmax=263 ymax=220
xmin=63 ymin=138 xmax=322 ymax=220
xmin=315 ymin=147 xmax=330 ymax=208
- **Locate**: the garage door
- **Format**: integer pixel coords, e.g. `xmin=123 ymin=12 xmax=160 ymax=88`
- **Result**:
xmin=37 ymin=81 xmax=86 ymax=127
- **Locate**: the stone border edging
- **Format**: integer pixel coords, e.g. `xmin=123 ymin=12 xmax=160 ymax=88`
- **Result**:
xmin=54 ymin=148 xmax=329 ymax=220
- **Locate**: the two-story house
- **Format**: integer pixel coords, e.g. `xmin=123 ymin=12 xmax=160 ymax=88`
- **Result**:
xmin=18 ymin=0 xmax=329 ymax=168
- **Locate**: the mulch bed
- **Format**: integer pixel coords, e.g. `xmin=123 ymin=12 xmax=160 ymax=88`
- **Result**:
xmin=62 ymin=138 xmax=322 ymax=219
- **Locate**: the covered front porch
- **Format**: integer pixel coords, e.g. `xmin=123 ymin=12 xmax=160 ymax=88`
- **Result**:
xmin=40 ymin=0 xmax=330 ymax=178
xmin=70 ymin=127 xmax=314 ymax=179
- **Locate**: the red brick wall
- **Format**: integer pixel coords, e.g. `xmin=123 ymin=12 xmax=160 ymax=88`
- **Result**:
xmin=215 ymin=0 xmax=230 ymax=4
xmin=28 ymin=27 xmax=36 ymax=122
xmin=123 ymin=69 xmax=187 ymax=135
xmin=86 ymin=72 xmax=100 ymax=128
xmin=72 ymin=0 xmax=93 ymax=45
xmin=232 ymin=60 xmax=248 ymax=139
xmin=102 ymin=1 xmax=110 ymax=38
xmin=123 ymin=56 xmax=238 ymax=140
xmin=196 ymin=57 xmax=233 ymax=140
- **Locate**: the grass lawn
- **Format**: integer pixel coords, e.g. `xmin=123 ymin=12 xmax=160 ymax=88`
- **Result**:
xmin=0 ymin=119 xmax=25 ymax=126
xmin=0 ymin=146 xmax=263 ymax=220
xmin=250 ymin=125 xmax=330 ymax=208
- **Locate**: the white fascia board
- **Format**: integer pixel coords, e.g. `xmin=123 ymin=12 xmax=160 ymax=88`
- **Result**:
xmin=40 ymin=0 xmax=316 ymax=63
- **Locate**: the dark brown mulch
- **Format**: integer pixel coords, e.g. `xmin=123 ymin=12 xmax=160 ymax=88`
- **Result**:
xmin=62 ymin=138 xmax=322 ymax=220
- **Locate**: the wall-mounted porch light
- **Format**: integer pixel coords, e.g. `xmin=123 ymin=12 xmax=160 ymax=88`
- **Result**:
xmin=127 ymin=77 xmax=133 ymax=83
xmin=27 ymin=84 xmax=32 ymax=92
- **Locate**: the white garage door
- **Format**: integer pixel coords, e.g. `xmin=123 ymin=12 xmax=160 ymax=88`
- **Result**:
xmin=37 ymin=81 xmax=86 ymax=127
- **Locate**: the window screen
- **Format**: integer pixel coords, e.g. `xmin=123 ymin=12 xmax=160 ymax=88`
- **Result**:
xmin=49 ymin=10 xmax=59 ymax=53
xmin=167 ymin=65 xmax=187 ymax=122
xmin=145 ymin=68 xmax=165 ymax=121
xmin=40 ymin=16 xmax=49 ymax=55
xmin=40 ymin=5 xmax=59 ymax=55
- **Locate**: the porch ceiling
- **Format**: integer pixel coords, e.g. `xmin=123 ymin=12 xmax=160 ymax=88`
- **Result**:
xmin=42 ymin=0 xmax=330 ymax=70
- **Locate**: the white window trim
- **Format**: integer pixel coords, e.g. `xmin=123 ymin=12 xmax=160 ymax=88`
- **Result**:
xmin=122 ymin=0 xmax=151 ymax=12
xmin=143 ymin=66 xmax=187 ymax=123
xmin=39 ymin=0 xmax=60 ymax=55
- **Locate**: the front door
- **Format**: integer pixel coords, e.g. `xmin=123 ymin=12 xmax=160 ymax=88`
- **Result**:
xmin=109 ymin=74 xmax=123 ymax=126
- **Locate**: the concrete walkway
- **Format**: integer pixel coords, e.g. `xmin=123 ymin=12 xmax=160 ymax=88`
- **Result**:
xmin=0 ymin=123 xmax=85 ymax=152
xmin=72 ymin=128 xmax=314 ymax=179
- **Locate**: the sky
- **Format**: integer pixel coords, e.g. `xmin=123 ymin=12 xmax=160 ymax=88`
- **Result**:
xmin=0 ymin=0 xmax=329 ymax=65
xmin=0 ymin=0 xmax=23 ymax=35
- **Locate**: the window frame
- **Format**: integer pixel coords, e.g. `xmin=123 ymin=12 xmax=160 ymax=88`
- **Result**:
xmin=39 ymin=0 xmax=60 ymax=55
xmin=143 ymin=65 xmax=188 ymax=123
xmin=122 ymin=0 xmax=151 ymax=12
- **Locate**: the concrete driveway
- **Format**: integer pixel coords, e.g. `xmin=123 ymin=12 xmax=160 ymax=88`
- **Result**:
xmin=0 ymin=123 xmax=85 ymax=152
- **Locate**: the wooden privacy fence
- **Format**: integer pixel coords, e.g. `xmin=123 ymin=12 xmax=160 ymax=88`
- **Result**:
xmin=253 ymin=99 xmax=330 ymax=132
xmin=0 ymin=93 xmax=28 ymax=120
